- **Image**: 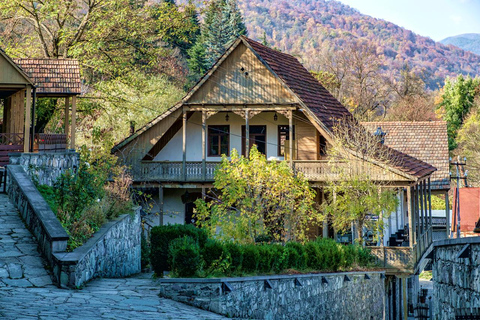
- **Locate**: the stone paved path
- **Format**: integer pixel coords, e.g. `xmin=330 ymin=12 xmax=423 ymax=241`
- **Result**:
xmin=0 ymin=194 xmax=227 ymax=319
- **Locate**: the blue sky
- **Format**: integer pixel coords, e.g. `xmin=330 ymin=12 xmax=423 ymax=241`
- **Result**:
xmin=338 ymin=0 xmax=480 ymax=41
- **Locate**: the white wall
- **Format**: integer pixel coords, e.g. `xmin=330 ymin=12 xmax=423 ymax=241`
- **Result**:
xmin=154 ymin=111 xmax=290 ymax=162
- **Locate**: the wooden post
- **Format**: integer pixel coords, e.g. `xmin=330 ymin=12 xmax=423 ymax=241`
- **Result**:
xmin=159 ymin=186 xmax=164 ymax=226
xmin=402 ymin=277 xmax=408 ymax=320
xmin=182 ymin=109 xmax=187 ymax=181
xmin=245 ymin=109 xmax=249 ymax=157
xmin=445 ymin=190 xmax=450 ymax=238
xmin=289 ymin=110 xmax=293 ymax=166
xmin=428 ymin=178 xmax=432 ymax=243
xmin=24 ymin=87 xmax=31 ymax=153
xmin=407 ymin=186 xmax=413 ymax=247
xmin=419 ymin=181 xmax=424 ymax=236
xmin=64 ymin=97 xmax=70 ymax=140
xmin=322 ymin=191 xmax=328 ymax=238
xmin=70 ymin=96 xmax=77 ymax=149
xmin=202 ymin=111 xmax=206 ymax=181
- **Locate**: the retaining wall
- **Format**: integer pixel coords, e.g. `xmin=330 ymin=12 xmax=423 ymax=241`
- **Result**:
xmin=432 ymin=237 xmax=480 ymax=319
xmin=9 ymin=151 xmax=79 ymax=186
xmin=158 ymin=271 xmax=385 ymax=320
xmin=52 ymin=209 xmax=141 ymax=288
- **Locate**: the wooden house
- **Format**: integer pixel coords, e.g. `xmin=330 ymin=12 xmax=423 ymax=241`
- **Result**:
xmin=0 ymin=49 xmax=81 ymax=165
xmin=113 ymin=36 xmax=437 ymax=276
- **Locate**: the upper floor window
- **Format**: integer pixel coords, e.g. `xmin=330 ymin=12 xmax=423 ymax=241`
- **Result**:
xmin=242 ymin=125 xmax=266 ymax=155
xmin=319 ymin=134 xmax=327 ymax=156
xmin=208 ymin=125 xmax=229 ymax=156
xmin=278 ymin=125 xmax=295 ymax=156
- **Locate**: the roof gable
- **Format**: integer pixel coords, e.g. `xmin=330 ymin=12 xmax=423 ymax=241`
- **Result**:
xmin=187 ymin=42 xmax=296 ymax=105
xmin=0 ymin=51 xmax=33 ymax=86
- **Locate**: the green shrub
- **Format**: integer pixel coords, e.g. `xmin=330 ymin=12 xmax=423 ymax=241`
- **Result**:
xmin=224 ymin=242 xmax=243 ymax=274
xmin=270 ymin=244 xmax=287 ymax=273
xmin=141 ymin=232 xmax=150 ymax=270
xmin=304 ymin=242 xmax=321 ymax=269
xmin=169 ymin=236 xmax=201 ymax=277
xmin=241 ymin=244 xmax=260 ymax=273
xmin=315 ymin=238 xmax=344 ymax=271
xmin=257 ymin=244 xmax=276 ymax=273
xmin=285 ymin=242 xmax=307 ymax=270
xmin=202 ymin=239 xmax=225 ymax=269
xmin=150 ymin=224 xmax=208 ymax=276
xmin=357 ymin=245 xmax=375 ymax=266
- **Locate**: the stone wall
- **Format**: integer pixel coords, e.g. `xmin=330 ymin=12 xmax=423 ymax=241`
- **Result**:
xmin=158 ymin=271 xmax=385 ymax=320
xmin=9 ymin=151 xmax=79 ymax=186
xmin=7 ymin=165 xmax=69 ymax=264
xmin=432 ymin=237 xmax=480 ymax=319
xmin=52 ymin=208 xmax=141 ymax=288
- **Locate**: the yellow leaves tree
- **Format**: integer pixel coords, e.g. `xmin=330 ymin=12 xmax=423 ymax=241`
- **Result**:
xmin=194 ymin=146 xmax=320 ymax=244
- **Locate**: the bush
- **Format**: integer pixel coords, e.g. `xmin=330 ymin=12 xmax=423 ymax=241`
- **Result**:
xmin=270 ymin=244 xmax=287 ymax=273
xmin=285 ymin=242 xmax=307 ymax=270
xmin=257 ymin=244 xmax=276 ymax=273
xmin=304 ymin=242 xmax=321 ymax=269
xmin=141 ymin=232 xmax=150 ymax=270
xmin=169 ymin=236 xmax=201 ymax=277
xmin=241 ymin=244 xmax=260 ymax=273
xmin=150 ymin=224 xmax=208 ymax=276
xmin=224 ymin=242 xmax=243 ymax=273
xmin=202 ymin=239 xmax=226 ymax=269
xmin=315 ymin=238 xmax=344 ymax=271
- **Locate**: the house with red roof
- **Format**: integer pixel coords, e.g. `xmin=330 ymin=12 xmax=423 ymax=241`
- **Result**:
xmin=113 ymin=36 xmax=437 ymax=279
xmin=0 ymin=50 xmax=81 ymax=165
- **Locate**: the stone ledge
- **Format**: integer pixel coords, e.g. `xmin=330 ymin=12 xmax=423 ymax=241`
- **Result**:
xmin=434 ymin=236 xmax=480 ymax=247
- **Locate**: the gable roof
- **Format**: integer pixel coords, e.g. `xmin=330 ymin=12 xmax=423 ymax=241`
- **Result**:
xmin=113 ymin=36 xmax=436 ymax=180
xmin=362 ymin=121 xmax=449 ymax=189
xmin=13 ymin=58 xmax=81 ymax=95
xmin=0 ymin=49 xmax=34 ymax=86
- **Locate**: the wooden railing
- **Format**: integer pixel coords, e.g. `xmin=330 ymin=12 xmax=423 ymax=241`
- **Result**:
xmin=136 ymin=161 xmax=218 ymax=181
xmin=34 ymin=134 xmax=67 ymax=151
xmin=0 ymin=133 xmax=24 ymax=146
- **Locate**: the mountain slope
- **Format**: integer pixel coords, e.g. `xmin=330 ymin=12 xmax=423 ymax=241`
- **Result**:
xmin=233 ymin=0 xmax=480 ymax=89
xmin=440 ymin=33 xmax=480 ymax=56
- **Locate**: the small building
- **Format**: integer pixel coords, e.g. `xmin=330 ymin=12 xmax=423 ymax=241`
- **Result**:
xmin=0 ymin=49 xmax=81 ymax=164
xmin=362 ymin=121 xmax=451 ymax=240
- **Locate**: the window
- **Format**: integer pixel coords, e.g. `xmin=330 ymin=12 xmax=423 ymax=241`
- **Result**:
xmin=242 ymin=125 xmax=266 ymax=155
xmin=278 ymin=125 xmax=295 ymax=156
xmin=208 ymin=125 xmax=229 ymax=156
xmin=319 ymin=134 xmax=327 ymax=156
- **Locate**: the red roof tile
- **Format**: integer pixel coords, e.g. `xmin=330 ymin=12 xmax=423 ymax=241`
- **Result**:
xmin=362 ymin=121 xmax=449 ymax=189
xmin=13 ymin=58 xmax=81 ymax=95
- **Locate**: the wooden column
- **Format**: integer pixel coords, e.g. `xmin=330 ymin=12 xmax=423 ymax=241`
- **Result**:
xmin=245 ymin=109 xmax=249 ymax=157
xmin=70 ymin=96 xmax=77 ymax=149
xmin=428 ymin=178 xmax=433 ymax=242
xmin=24 ymin=87 xmax=31 ymax=153
xmin=419 ymin=182 xmax=424 ymax=235
xmin=288 ymin=110 xmax=293 ymax=166
xmin=445 ymin=190 xmax=450 ymax=238
xmin=159 ymin=186 xmax=164 ymax=226
xmin=64 ymin=97 xmax=70 ymax=139
xmin=402 ymin=277 xmax=408 ymax=320
xmin=182 ymin=109 xmax=187 ymax=181
xmin=407 ymin=186 xmax=413 ymax=247
xmin=322 ymin=191 xmax=328 ymax=238
xmin=202 ymin=111 xmax=206 ymax=181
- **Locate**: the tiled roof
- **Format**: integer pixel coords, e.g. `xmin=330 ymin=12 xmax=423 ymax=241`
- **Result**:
xmin=362 ymin=121 xmax=449 ymax=189
xmin=243 ymin=37 xmax=435 ymax=180
xmin=243 ymin=37 xmax=353 ymax=131
xmin=13 ymin=58 xmax=81 ymax=95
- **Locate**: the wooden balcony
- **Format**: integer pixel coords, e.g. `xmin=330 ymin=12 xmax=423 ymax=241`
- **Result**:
xmin=134 ymin=159 xmax=410 ymax=183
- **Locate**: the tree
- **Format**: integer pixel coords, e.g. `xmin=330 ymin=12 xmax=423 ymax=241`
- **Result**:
xmin=313 ymin=41 xmax=391 ymax=120
xmin=386 ymin=65 xmax=437 ymax=121
xmin=436 ymin=75 xmax=480 ymax=150
xmin=194 ymin=146 xmax=320 ymax=244
xmin=321 ymin=118 xmax=399 ymax=245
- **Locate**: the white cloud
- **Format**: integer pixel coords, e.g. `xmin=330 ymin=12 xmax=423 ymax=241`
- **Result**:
xmin=450 ymin=15 xmax=463 ymax=24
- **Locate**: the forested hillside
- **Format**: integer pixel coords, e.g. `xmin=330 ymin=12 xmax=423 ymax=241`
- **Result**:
xmin=235 ymin=0 xmax=480 ymax=89
xmin=441 ymin=34 xmax=480 ymax=56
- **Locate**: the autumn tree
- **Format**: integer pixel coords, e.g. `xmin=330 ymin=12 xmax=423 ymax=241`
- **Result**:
xmin=313 ymin=41 xmax=391 ymax=120
xmin=321 ymin=118 xmax=399 ymax=245
xmin=194 ymin=146 xmax=320 ymax=244
xmin=436 ymin=75 xmax=480 ymax=150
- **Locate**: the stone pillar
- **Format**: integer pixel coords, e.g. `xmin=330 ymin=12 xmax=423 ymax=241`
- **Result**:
xmin=64 ymin=97 xmax=70 ymax=139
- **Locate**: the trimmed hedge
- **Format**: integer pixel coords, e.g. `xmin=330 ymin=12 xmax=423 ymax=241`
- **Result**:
xmin=150 ymin=225 xmax=376 ymax=277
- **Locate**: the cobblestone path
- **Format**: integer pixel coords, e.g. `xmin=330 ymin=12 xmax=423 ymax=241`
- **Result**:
xmin=0 ymin=194 xmax=226 ymax=319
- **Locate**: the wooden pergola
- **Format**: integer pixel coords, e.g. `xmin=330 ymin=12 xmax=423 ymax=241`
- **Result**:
xmin=0 ymin=49 xmax=81 ymax=165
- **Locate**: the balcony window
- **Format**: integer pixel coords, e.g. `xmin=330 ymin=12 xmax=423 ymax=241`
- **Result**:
xmin=278 ymin=125 xmax=295 ymax=156
xmin=242 ymin=125 xmax=266 ymax=155
xmin=319 ymin=134 xmax=327 ymax=156
xmin=208 ymin=125 xmax=230 ymax=156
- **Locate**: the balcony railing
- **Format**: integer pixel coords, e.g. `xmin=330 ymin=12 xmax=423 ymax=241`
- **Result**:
xmin=135 ymin=159 xmax=405 ymax=183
